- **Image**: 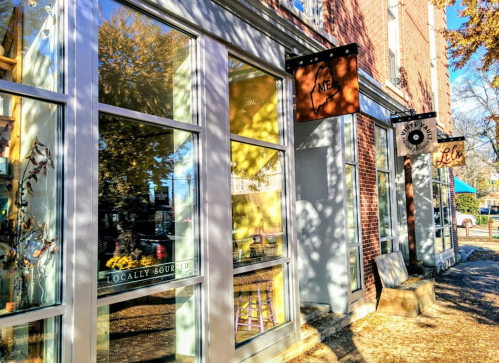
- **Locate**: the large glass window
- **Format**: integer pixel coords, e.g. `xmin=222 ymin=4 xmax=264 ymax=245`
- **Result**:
xmin=229 ymin=56 xmax=288 ymax=345
xmin=0 ymin=93 xmax=62 ymax=316
xmin=98 ymin=0 xmax=193 ymax=123
xmin=375 ymin=125 xmax=395 ymax=254
xmin=0 ymin=316 xmax=60 ymax=361
xmin=432 ymin=167 xmax=453 ymax=253
xmin=0 ymin=1 xmax=62 ymax=92
xmin=344 ymin=115 xmax=362 ymax=293
xmin=98 ymin=115 xmax=198 ymax=296
xmin=97 ymin=287 xmax=198 ymax=362
xmin=97 ymin=2 xmax=200 ymax=362
xmin=231 ymin=142 xmax=285 ymax=267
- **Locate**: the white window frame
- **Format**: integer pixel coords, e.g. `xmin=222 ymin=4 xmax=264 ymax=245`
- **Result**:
xmin=342 ymin=114 xmax=364 ymax=303
xmin=431 ymin=167 xmax=454 ymax=256
xmin=226 ymin=50 xmax=299 ymax=362
xmin=76 ymin=1 xmax=206 ymax=362
xmin=375 ymin=123 xmax=399 ymax=254
xmin=387 ymin=0 xmax=401 ymax=89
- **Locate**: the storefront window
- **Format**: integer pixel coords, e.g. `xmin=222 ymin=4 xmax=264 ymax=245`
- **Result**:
xmin=228 ymin=56 xmax=280 ymax=144
xmin=98 ymin=0 xmax=193 ymax=123
xmin=0 ymin=1 xmax=62 ymax=92
xmin=233 ymin=265 xmax=286 ymax=345
xmin=98 ymin=114 xmax=198 ymax=296
xmin=344 ymin=115 xmax=361 ymax=293
xmin=432 ymin=167 xmax=453 ymax=253
xmin=97 ymin=286 xmax=198 ymax=362
xmin=0 ymin=93 xmax=61 ymax=316
xmin=346 ymin=165 xmax=358 ymax=243
xmin=229 ymin=56 xmax=289 ymax=348
xmin=375 ymin=125 xmax=395 ymax=254
xmin=349 ymin=247 xmax=360 ymax=292
xmin=231 ymin=142 xmax=284 ymax=267
xmin=0 ymin=316 xmax=60 ymax=361
xmin=375 ymin=126 xmax=388 ymax=169
xmin=377 ymin=172 xmax=392 ymax=239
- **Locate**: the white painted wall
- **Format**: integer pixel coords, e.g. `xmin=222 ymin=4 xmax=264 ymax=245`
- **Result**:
xmin=295 ymin=117 xmax=349 ymax=313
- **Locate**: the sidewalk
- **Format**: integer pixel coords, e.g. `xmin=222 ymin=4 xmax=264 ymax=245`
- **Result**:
xmin=288 ymin=240 xmax=499 ymax=362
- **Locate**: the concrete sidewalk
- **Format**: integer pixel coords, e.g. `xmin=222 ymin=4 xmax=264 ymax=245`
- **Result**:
xmin=287 ymin=241 xmax=499 ymax=363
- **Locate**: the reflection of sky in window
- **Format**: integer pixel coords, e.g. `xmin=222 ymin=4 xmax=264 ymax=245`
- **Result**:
xmin=292 ymin=0 xmax=305 ymax=12
xmin=98 ymin=0 xmax=173 ymax=33
xmin=148 ymin=142 xmax=195 ymax=203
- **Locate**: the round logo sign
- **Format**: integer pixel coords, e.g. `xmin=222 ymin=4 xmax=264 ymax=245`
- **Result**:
xmin=408 ymin=130 xmax=425 ymax=146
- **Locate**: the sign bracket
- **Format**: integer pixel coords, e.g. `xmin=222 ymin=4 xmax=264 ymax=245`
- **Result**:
xmin=285 ymin=43 xmax=359 ymax=75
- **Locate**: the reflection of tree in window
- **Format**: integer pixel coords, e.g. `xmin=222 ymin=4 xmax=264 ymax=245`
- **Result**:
xmin=98 ymin=3 xmax=190 ymax=118
xmin=98 ymin=115 xmax=191 ymax=230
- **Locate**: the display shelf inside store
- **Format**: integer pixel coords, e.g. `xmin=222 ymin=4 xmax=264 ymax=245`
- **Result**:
xmin=0 ymin=55 xmax=16 ymax=72
xmin=0 ymin=116 xmax=15 ymax=128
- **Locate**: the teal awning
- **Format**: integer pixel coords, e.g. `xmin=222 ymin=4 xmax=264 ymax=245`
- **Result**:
xmin=454 ymin=177 xmax=476 ymax=193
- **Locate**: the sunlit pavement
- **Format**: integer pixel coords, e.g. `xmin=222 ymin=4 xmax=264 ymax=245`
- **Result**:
xmin=288 ymin=241 xmax=499 ymax=363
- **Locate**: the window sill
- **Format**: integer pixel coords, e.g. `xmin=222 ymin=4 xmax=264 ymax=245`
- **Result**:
xmin=436 ymin=119 xmax=445 ymax=130
xmin=385 ymin=80 xmax=407 ymax=100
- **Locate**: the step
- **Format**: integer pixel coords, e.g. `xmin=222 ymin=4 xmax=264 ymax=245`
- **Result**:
xmin=266 ymin=311 xmax=351 ymax=363
xmin=299 ymin=302 xmax=331 ymax=325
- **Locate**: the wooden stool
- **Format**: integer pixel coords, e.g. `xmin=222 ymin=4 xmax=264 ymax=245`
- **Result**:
xmin=234 ymin=280 xmax=277 ymax=337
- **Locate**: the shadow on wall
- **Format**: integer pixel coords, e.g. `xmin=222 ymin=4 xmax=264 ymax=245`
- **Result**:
xmin=399 ymin=67 xmax=433 ymax=113
xmin=333 ymin=0 xmax=378 ymax=81
xmin=295 ymin=117 xmax=349 ymax=312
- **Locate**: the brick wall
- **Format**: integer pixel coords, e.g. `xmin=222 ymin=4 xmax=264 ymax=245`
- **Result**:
xmin=399 ymin=1 xmax=433 ymax=113
xmin=434 ymin=6 xmax=453 ymax=133
xmin=357 ymin=113 xmax=382 ymax=302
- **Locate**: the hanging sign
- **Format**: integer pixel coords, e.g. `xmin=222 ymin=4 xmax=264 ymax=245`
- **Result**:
xmin=286 ymin=43 xmax=360 ymax=122
xmin=393 ymin=112 xmax=438 ymax=156
xmin=432 ymin=137 xmax=466 ymax=168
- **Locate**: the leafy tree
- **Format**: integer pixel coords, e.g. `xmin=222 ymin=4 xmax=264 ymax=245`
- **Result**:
xmin=456 ymin=193 xmax=480 ymax=215
xmin=98 ymin=5 xmax=190 ymax=118
xmin=452 ymin=105 xmax=496 ymax=198
xmin=451 ymin=58 xmax=499 ymax=160
xmin=433 ymin=0 xmax=499 ymax=84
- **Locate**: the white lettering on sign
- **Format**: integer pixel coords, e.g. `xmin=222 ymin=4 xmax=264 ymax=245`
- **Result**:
xmin=104 ymin=260 xmax=195 ymax=286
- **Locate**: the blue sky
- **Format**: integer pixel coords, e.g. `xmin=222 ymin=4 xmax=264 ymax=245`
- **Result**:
xmin=446 ymin=4 xmax=466 ymax=84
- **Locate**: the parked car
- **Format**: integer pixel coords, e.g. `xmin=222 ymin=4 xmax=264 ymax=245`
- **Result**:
xmin=480 ymin=206 xmax=499 ymax=214
xmin=456 ymin=211 xmax=477 ymax=227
